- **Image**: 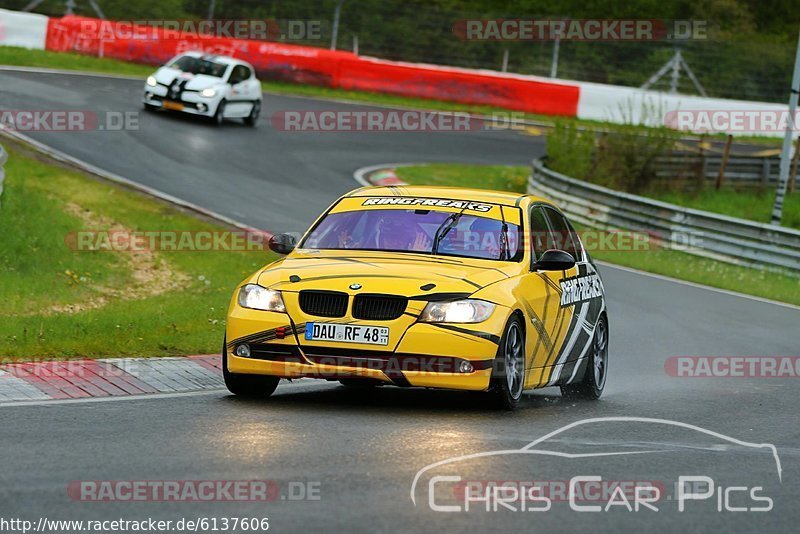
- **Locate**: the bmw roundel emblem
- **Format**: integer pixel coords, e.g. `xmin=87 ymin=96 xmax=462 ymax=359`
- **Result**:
xmin=349 ymin=283 xmax=362 ymax=290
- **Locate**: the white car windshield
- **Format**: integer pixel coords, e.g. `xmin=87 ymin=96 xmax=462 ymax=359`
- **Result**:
xmin=167 ymin=56 xmax=227 ymax=78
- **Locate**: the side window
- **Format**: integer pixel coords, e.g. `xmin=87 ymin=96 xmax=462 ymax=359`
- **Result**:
xmin=543 ymin=207 xmax=582 ymax=262
xmin=529 ymin=207 xmax=550 ymax=262
xmin=229 ymin=66 xmax=247 ymax=84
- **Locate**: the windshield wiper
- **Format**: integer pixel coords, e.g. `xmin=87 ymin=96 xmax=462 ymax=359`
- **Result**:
xmin=499 ymin=206 xmax=510 ymax=261
xmin=432 ymin=206 xmax=468 ymax=255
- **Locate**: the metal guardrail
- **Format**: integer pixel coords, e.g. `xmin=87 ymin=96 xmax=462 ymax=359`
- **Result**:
xmin=653 ymin=152 xmax=781 ymax=185
xmin=529 ymin=159 xmax=800 ymax=275
xmin=0 ymin=143 xmax=7 ymax=206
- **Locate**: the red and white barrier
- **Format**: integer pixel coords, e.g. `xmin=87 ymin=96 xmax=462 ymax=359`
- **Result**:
xmin=0 ymin=8 xmax=48 ymax=49
xmin=1 ymin=10 xmax=791 ymax=135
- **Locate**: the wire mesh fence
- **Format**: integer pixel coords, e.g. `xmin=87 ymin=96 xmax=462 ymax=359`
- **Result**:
xmin=7 ymin=0 xmax=797 ymax=103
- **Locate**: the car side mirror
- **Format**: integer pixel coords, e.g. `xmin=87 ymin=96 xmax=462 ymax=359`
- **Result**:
xmin=268 ymin=233 xmax=297 ymax=255
xmin=534 ymin=249 xmax=575 ymax=271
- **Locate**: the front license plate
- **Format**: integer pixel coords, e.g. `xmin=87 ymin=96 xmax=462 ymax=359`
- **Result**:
xmin=162 ymin=100 xmax=184 ymax=111
xmin=305 ymin=323 xmax=389 ymax=346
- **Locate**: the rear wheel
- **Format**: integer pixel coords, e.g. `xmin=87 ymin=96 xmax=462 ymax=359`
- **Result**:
xmin=244 ymin=101 xmax=261 ymax=127
xmin=222 ymin=338 xmax=279 ymax=398
xmin=561 ymin=315 xmax=608 ymax=400
xmin=489 ymin=316 xmax=525 ymax=410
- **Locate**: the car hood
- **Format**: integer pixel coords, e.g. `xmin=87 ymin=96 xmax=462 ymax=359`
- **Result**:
xmin=153 ymin=67 xmax=224 ymax=90
xmin=258 ymin=249 xmax=515 ymax=298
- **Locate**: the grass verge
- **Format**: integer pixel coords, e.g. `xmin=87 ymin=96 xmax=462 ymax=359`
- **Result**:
xmin=647 ymin=187 xmax=799 ymax=229
xmin=0 ymin=140 xmax=275 ymax=359
xmin=396 ymin=163 xmax=800 ymax=307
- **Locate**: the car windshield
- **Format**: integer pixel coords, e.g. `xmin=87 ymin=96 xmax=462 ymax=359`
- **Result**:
xmin=302 ymin=209 xmax=521 ymax=261
xmin=167 ymin=56 xmax=227 ymax=78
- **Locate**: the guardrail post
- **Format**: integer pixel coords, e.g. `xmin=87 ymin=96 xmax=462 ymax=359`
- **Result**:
xmin=0 ymin=143 xmax=6 ymax=208
xmin=716 ymin=135 xmax=733 ymax=190
xmin=790 ymin=137 xmax=800 ymax=194
xmin=761 ymin=158 xmax=771 ymax=189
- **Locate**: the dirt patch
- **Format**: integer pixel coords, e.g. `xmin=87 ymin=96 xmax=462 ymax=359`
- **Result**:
xmin=45 ymin=202 xmax=190 ymax=315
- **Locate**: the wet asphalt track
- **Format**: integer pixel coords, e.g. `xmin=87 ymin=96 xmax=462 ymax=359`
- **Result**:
xmin=1 ymin=69 xmax=799 ymax=533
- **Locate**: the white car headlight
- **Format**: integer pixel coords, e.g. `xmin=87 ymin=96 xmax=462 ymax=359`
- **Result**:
xmin=200 ymin=88 xmax=217 ymax=98
xmin=146 ymin=76 xmax=157 ymax=87
xmin=420 ymin=299 xmax=495 ymax=323
xmin=238 ymin=284 xmax=286 ymax=312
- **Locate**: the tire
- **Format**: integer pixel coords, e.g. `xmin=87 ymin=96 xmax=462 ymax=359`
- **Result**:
xmin=222 ymin=338 xmax=279 ymax=398
xmin=212 ymin=100 xmax=226 ymax=126
xmin=244 ymin=101 xmax=261 ymax=127
xmin=489 ymin=315 xmax=525 ymax=410
xmin=561 ymin=314 xmax=608 ymax=400
xmin=339 ymin=378 xmax=382 ymax=388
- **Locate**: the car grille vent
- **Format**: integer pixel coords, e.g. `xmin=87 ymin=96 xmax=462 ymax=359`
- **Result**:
xmin=299 ymin=290 xmax=349 ymax=318
xmin=352 ymin=294 xmax=408 ymax=321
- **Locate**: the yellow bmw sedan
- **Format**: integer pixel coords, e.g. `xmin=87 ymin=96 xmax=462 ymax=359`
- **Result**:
xmin=224 ymin=186 xmax=608 ymax=409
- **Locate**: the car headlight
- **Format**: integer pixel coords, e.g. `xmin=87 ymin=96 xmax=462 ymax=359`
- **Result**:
xmin=200 ymin=88 xmax=217 ymax=98
xmin=146 ymin=76 xmax=157 ymax=87
xmin=237 ymin=284 xmax=286 ymax=312
xmin=419 ymin=299 xmax=495 ymax=323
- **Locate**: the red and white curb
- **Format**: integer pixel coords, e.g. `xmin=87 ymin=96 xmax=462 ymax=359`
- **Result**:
xmin=353 ymin=163 xmax=413 ymax=187
xmin=0 ymin=355 xmax=223 ymax=403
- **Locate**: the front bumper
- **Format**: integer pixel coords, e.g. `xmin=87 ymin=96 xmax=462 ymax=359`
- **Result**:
xmin=143 ymin=86 xmax=216 ymax=117
xmin=225 ymin=308 xmax=506 ymax=391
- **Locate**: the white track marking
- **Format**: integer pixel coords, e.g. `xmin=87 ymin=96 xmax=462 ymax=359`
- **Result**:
xmin=597 ymin=261 xmax=800 ymax=311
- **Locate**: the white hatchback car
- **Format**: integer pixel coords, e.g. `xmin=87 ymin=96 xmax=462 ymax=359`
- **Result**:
xmin=143 ymin=52 xmax=262 ymax=126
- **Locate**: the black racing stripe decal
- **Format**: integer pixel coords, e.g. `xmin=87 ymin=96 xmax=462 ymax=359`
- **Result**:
xmin=546 ymin=295 xmax=587 ymax=380
xmin=227 ymin=322 xmax=304 ymax=350
xmin=384 ymin=370 xmax=411 ymax=387
xmin=295 ymin=273 xmax=423 ymax=283
xmin=522 ymin=300 xmax=552 ymax=354
xmin=275 ymin=260 xmax=379 ymax=270
xmin=428 ymin=323 xmax=501 ymax=345
xmin=436 ymin=273 xmax=483 ymax=289
xmin=558 ymin=329 xmax=590 ymax=382
xmin=543 ymin=297 xmax=570 ymax=370
xmin=321 ymin=255 xmax=468 ymax=267
xmin=538 ymin=273 xmax=563 ymax=295
xmin=407 ymin=292 xmax=473 ymax=302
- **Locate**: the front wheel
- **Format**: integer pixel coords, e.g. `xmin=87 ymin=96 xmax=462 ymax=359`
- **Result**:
xmin=212 ymin=100 xmax=227 ymax=126
xmin=222 ymin=338 xmax=279 ymax=398
xmin=489 ymin=316 xmax=525 ymax=410
xmin=561 ymin=315 xmax=608 ymax=400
